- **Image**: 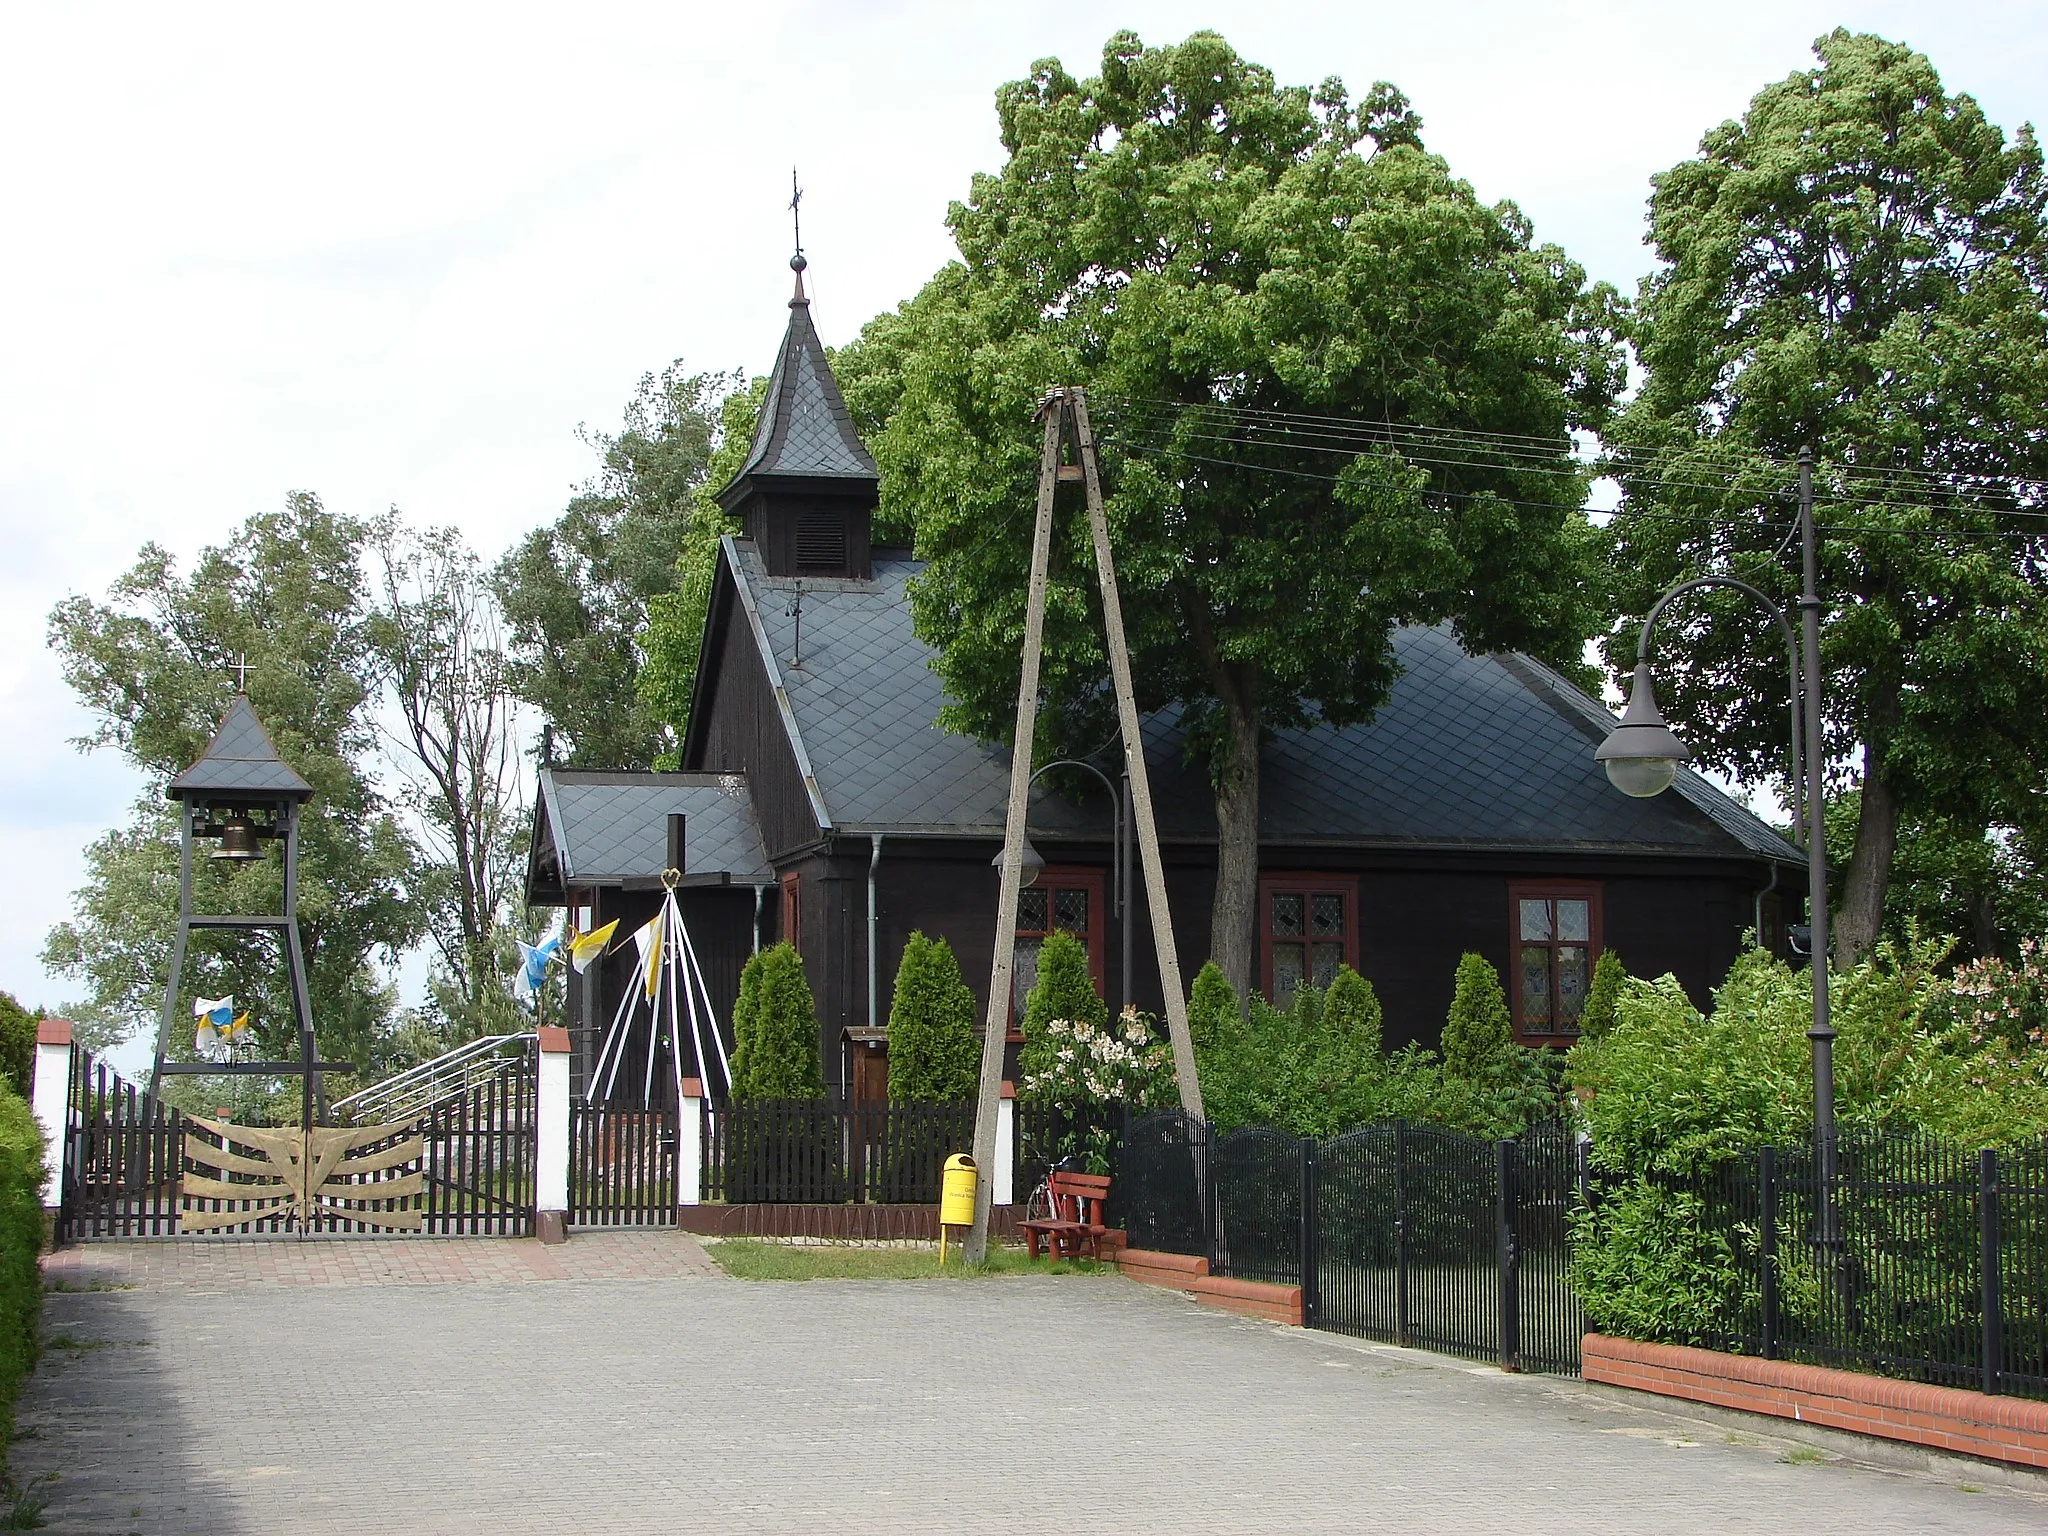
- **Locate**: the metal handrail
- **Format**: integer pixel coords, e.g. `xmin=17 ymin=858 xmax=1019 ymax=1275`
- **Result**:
xmin=331 ymin=1032 xmax=537 ymax=1125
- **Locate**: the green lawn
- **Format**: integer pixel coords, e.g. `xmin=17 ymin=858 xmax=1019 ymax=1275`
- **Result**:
xmin=704 ymin=1240 xmax=1108 ymax=1282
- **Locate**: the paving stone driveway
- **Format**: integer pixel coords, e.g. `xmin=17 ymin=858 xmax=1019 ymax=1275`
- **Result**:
xmin=17 ymin=1235 xmax=2047 ymax=1534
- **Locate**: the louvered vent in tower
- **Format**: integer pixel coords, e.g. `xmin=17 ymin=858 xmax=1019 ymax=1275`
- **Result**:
xmin=795 ymin=506 xmax=847 ymax=573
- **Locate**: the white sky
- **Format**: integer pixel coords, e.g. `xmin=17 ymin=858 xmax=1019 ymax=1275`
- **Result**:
xmin=2 ymin=0 xmax=2040 ymax=1021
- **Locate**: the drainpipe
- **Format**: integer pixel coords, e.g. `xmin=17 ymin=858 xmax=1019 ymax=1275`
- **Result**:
xmin=1755 ymin=861 xmax=1780 ymax=956
xmin=751 ymin=884 xmax=766 ymax=955
xmin=868 ymin=834 xmax=884 ymax=1032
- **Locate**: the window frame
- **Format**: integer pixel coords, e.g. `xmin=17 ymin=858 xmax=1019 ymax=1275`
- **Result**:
xmin=1506 ymin=879 xmax=1603 ymax=1044
xmin=1257 ymin=872 xmax=1361 ymax=1008
xmin=1008 ymin=864 xmax=1106 ymax=1041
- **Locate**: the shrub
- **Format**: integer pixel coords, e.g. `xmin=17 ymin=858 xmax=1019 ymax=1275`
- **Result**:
xmin=0 ymin=995 xmax=34 ymax=1100
xmin=1577 ymin=950 xmax=1628 ymax=1042
xmin=729 ymin=942 xmax=823 ymax=1101
xmin=1019 ymin=930 xmax=1104 ymax=1085
xmin=1019 ymin=1005 xmax=1174 ymax=1171
xmin=885 ymin=932 xmax=978 ymax=1102
xmin=0 ymin=1080 xmax=43 ymax=1458
xmin=1441 ymin=953 xmax=1512 ymax=1077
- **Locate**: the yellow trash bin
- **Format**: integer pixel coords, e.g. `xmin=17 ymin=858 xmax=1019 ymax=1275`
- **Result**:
xmin=938 ymin=1153 xmax=977 ymax=1264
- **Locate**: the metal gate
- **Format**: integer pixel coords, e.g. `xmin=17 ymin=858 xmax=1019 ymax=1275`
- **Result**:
xmin=59 ymin=1048 xmax=536 ymax=1240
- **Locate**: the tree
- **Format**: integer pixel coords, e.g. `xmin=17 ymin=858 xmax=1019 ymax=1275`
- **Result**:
xmin=837 ymin=30 xmax=1622 ymax=1000
xmin=1609 ymin=30 xmax=2048 ymax=961
xmin=1018 ymin=929 xmax=1106 ymax=1085
xmin=492 ymin=363 xmax=742 ymax=769
xmin=636 ymin=377 xmax=766 ymax=757
xmin=368 ymin=520 xmax=532 ymax=1041
xmin=1577 ymin=950 xmax=1629 ymax=1043
xmin=884 ymin=932 xmax=979 ymax=1102
xmin=729 ymin=942 xmax=823 ymax=1100
xmin=43 ymin=495 xmax=418 ymax=1073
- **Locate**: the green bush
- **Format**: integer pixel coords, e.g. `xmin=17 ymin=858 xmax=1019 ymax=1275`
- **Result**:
xmin=1018 ymin=929 xmax=1105 ymax=1085
xmin=885 ymin=932 xmax=978 ymax=1102
xmin=1431 ymin=953 xmax=1557 ymax=1140
xmin=1441 ymin=953 xmax=1512 ymax=1077
xmin=0 ymin=995 xmax=34 ymax=1100
xmin=0 ymin=1080 xmax=43 ymax=1459
xmin=729 ymin=942 xmax=823 ymax=1101
xmin=1577 ymin=950 xmax=1628 ymax=1042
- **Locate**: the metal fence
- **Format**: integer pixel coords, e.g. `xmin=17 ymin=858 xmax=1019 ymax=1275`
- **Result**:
xmin=1655 ymin=1129 xmax=2048 ymax=1401
xmin=1114 ymin=1110 xmax=1584 ymax=1374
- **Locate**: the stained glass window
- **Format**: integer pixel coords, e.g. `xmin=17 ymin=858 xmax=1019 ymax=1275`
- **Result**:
xmin=1509 ymin=886 xmax=1600 ymax=1039
xmin=1264 ymin=879 xmax=1354 ymax=1011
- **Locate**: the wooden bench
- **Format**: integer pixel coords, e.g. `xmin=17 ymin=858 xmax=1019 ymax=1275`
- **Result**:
xmin=1020 ymin=1170 xmax=1113 ymax=1261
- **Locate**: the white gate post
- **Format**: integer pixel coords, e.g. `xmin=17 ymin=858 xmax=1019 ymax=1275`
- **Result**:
xmin=29 ymin=1019 xmax=73 ymax=1218
xmin=535 ymin=1026 xmax=570 ymax=1244
xmin=678 ymin=1077 xmax=703 ymax=1207
xmin=994 ymin=1080 xmax=1016 ymax=1208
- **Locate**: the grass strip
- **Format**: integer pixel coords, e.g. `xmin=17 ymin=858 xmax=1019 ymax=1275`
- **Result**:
xmin=705 ymin=1240 xmax=1108 ymax=1282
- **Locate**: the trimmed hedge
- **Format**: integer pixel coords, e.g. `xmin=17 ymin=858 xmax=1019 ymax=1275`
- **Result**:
xmin=730 ymin=942 xmax=823 ymax=1101
xmin=885 ymin=932 xmax=978 ymax=1103
xmin=0 ymin=1078 xmax=43 ymax=1459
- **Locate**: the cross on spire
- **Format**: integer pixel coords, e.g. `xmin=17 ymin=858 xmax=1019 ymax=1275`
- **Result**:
xmin=789 ymin=167 xmax=805 ymax=271
xmin=231 ymin=652 xmax=250 ymax=694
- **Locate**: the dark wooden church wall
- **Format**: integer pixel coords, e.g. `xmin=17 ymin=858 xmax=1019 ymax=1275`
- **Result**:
xmin=689 ymin=577 xmax=820 ymax=859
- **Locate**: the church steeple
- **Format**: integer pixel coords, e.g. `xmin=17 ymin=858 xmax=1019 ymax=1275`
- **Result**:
xmin=715 ymin=199 xmax=879 ymax=580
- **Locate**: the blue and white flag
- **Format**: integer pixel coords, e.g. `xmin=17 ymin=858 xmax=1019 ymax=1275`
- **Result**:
xmin=515 ymin=935 xmax=561 ymax=999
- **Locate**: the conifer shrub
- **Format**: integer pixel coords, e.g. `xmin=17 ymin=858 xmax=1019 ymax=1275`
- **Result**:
xmin=1433 ymin=953 xmax=1558 ymax=1139
xmin=1018 ymin=929 xmax=1105 ymax=1085
xmin=0 ymin=994 xmax=34 ymax=1100
xmin=1577 ymin=950 xmax=1628 ymax=1042
xmin=729 ymin=942 xmax=823 ymax=1101
xmin=885 ymin=932 xmax=978 ymax=1103
xmin=1441 ymin=953 xmax=1513 ymax=1077
xmin=0 ymin=1079 xmax=43 ymax=1459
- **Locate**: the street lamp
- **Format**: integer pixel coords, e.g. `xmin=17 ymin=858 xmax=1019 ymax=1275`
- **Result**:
xmin=992 ymin=757 xmax=1133 ymax=1013
xmin=1595 ymin=451 xmax=1837 ymax=1214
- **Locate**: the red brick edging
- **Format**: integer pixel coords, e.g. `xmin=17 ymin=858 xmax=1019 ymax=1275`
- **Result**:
xmin=1582 ymin=1333 xmax=2048 ymax=1470
xmin=1116 ymin=1248 xmax=1303 ymax=1326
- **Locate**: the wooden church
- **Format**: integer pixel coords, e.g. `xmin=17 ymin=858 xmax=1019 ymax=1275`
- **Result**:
xmin=526 ymin=256 xmax=1805 ymax=1107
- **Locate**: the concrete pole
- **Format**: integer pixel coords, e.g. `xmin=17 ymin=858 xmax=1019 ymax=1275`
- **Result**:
xmin=30 ymin=1019 xmax=74 ymax=1220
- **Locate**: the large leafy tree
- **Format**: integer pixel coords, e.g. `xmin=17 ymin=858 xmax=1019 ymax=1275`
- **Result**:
xmin=43 ymin=495 xmax=418 ymax=1071
xmin=492 ymin=363 xmax=741 ymax=768
xmin=1609 ymin=30 xmax=2048 ymax=960
xmin=837 ymin=31 xmax=1622 ymax=999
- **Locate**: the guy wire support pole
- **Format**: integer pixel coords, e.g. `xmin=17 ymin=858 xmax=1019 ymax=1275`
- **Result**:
xmin=1070 ymin=388 xmax=1204 ymax=1123
xmin=1798 ymin=446 xmax=1839 ymax=1247
xmin=964 ymin=396 xmax=1063 ymax=1265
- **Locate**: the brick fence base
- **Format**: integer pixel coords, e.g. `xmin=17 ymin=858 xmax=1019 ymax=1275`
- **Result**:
xmin=1115 ymin=1248 xmax=1303 ymax=1326
xmin=1582 ymin=1333 xmax=2048 ymax=1471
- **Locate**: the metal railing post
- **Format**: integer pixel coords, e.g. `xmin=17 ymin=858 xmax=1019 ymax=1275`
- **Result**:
xmin=1497 ymin=1139 xmax=1520 ymax=1372
xmin=1298 ymin=1137 xmax=1320 ymax=1328
xmin=1759 ymin=1146 xmax=1779 ymax=1360
xmin=1395 ymin=1120 xmax=1411 ymax=1348
xmin=1981 ymin=1147 xmax=2003 ymax=1397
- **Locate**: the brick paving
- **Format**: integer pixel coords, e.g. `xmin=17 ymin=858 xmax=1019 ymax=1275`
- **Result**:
xmin=15 ymin=1235 xmax=2048 ymax=1534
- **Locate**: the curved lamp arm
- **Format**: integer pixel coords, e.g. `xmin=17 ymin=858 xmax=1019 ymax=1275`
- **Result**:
xmin=1635 ymin=575 xmax=1807 ymax=850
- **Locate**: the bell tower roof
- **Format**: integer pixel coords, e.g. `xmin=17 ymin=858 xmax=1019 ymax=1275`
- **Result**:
xmin=166 ymin=694 xmax=314 ymax=803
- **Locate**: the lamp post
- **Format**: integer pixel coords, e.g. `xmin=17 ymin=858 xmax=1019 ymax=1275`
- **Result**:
xmin=994 ymin=757 xmax=1133 ymax=1014
xmin=1595 ymin=450 xmax=1836 ymax=1199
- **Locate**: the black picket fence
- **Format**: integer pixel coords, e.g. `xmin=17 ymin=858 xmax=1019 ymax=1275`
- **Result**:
xmin=1114 ymin=1110 xmax=1583 ymax=1374
xmin=704 ymin=1098 xmax=977 ymax=1204
xmin=1650 ymin=1130 xmax=2048 ymax=1401
xmin=570 ymin=1103 xmax=678 ymax=1226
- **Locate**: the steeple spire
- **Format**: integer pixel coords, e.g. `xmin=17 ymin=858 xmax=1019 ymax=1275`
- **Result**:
xmin=789 ymin=167 xmax=808 ymax=305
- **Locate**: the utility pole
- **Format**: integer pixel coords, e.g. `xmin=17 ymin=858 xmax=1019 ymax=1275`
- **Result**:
xmin=965 ymin=387 xmax=1206 ymax=1264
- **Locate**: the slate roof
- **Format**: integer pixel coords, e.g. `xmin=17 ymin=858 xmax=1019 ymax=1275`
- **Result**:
xmin=720 ymin=276 xmax=877 ymax=497
xmin=166 ymin=695 xmax=314 ymax=802
xmin=535 ymin=770 xmax=773 ymax=885
xmin=721 ymin=541 xmax=1802 ymax=864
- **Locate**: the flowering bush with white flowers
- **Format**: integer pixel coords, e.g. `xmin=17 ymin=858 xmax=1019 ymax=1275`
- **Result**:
xmin=1019 ymin=1006 xmax=1177 ymax=1174
xmin=1936 ymin=938 xmax=2048 ymax=1065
